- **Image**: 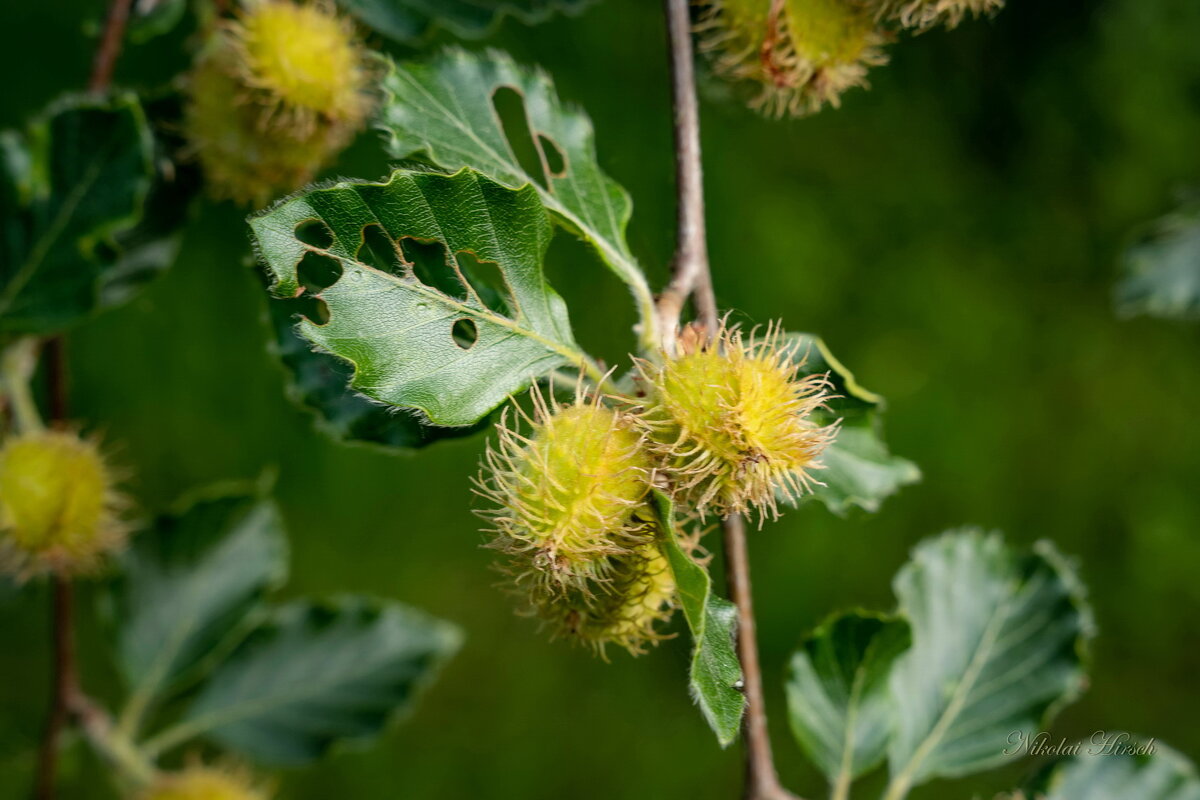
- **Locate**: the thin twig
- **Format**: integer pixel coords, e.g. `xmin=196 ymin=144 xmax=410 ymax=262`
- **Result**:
xmin=723 ymin=514 xmax=799 ymax=800
xmin=34 ymin=580 xmax=76 ymax=800
xmin=44 ymin=339 xmax=68 ymax=425
xmin=88 ymin=0 xmax=134 ymax=94
xmin=36 ymin=3 xmax=133 ymax=795
xmin=659 ymin=2 xmax=800 ymax=798
xmin=658 ymin=0 xmax=718 ymax=351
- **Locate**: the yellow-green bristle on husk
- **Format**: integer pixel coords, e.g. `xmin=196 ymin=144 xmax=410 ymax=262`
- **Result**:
xmin=637 ymin=323 xmax=836 ymax=521
xmin=476 ymin=387 xmax=655 ymax=592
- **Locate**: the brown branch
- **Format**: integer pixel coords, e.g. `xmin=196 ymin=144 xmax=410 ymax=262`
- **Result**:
xmin=723 ymin=514 xmax=799 ymax=800
xmin=87 ymin=0 xmax=134 ymax=94
xmin=658 ymin=0 xmax=718 ymax=349
xmin=36 ymin=1 xmax=132 ymax=792
xmin=34 ymin=579 xmax=77 ymax=800
xmin=44 ymin=338 xmax=68 ymax=425
xmin=659 ymin=2 xmax=800 ymax=798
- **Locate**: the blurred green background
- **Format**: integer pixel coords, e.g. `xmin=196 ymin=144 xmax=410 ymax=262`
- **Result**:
xmin=3 ymin=0 xmax=1200 ymax=797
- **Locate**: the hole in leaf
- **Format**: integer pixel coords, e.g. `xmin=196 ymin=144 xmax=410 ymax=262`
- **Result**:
xmin=456 ymin=250 xmax=510 ymax=315
xmin=452 ymin=318 xmax=478 ymax=349
xmin=401 ymin=238 xmax=467 ymax=299
xmin=538 ymin=135 xmax=566 ymax=178
xmin=492 ymin=87 xmax=546 ymax=188
xmin=357 ymin=224 xmax=403 ymax=275
xmin=297 ymin=250 xmax=343 ymax=292
xmin=284 ymin=293 xmax=330 ymax=325
xmin=295 ymin=220 xmax=334 ymax=249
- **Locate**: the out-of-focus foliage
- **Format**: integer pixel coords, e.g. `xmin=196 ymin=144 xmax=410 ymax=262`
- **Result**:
xmin=0 ymin=95 xmax=156 ymax=334
xmin=1116 ymin=200 xmax=1200 ymax=321
xmin=336 ymin=0 xmax=593 ymax=44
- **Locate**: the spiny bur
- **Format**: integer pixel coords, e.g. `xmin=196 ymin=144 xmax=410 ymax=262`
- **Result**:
xmin=873 ymin=0 xmax=1004 ymax=31
xmin=185 ymin=0 xmax=371 ymax=205
xmin=0 ymin=430 xmax=126 ymax=579
xmin=476 ymin=387 xmax=654 ymax=593
xmin=636 ymin=323 xmax=835 ymax=520
xmin=520 ymin=537 xmax=679 ymax=658
xmin=138 ymin=765 xmax=269 ymax=800
xmin=696 ymin=0 xmax=888 ymax=118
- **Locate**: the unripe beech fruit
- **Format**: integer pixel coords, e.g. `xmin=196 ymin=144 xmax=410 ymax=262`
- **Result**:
xmin=523 ymin=538 xmax=677 ymax=657
xmin=477 ymin=389 xmax=654 ymax=592
xmin=696 ymin=0 xmax=888 ymax=118
xmin=185 ymin=0 xmax=370 ymax=205
xmin=637 ymin=324 xmax=835 ymax=520
xmin=0 ymin=431 xmax=126 ymax=579
xmin=874 ymin=0 xmax=1003 ymax=31
xmin=139 ymin=766 xmax=269 ymax=800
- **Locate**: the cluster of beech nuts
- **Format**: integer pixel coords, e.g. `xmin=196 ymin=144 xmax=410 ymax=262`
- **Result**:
xmin=476 ymin=324 xmax=835 ymax=656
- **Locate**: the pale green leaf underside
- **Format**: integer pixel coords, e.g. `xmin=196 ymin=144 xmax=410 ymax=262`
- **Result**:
xmin=251 ymin=167 xmax=583 ymax=428
xmin=652 ymin=491 xmax=744 ymax=746
xmin=114 ymin=492 xmax=287 ymax=712
xmin=169 ymin=597 xmax=461 ymax=765
xmin=0 ymin=93 xmax=154 ymax=334
xmin=1027 ymin=739 xmax=1200 ymax=800
xmin=886 ymin=530 xmax=1094 ymax=791
xmin=336 ymin=0 xmax=593 ymax=44
xmin=378 ymin=49 xmax=655 ymax=335
xmin=785 ymin=611 xmax=910 ymax=784
xmin=784 ymin=333 xmax=920 ymax=515
xmin=1116 ymin=201 xmax=1200 ymax=321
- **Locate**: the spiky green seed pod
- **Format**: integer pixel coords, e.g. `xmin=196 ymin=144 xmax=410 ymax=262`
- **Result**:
xmin=0 ymin=431 xmax=126 ymax=579
xmin=184 ymin=0 xmax=371 ymax=205
xmin=636 ymin=324 xmax=835 ymax=520
xmin=696 ymin=0 xmax=889 ymax=118
xmin=477 ymin=389 xmax=654 ymax=592
xmin=138 ymin=765 xmax=269 ymax=800
xmin=520 ymin=538 xmax=678 ymax=658
xmin=873 ymin=0 xmax=1003 ymax=31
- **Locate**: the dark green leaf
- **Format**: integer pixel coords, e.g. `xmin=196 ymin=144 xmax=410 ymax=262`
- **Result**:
xmin=651 ymin=491 xmax=744 ymax=747
xmin=264 ymin=295 xmax=489 ymax=450
xmin=336 ymin=0 xmax=593 ymax=44
xmin=783 ymin=333 xmax=920 ymax=515
xmin=785 ymin=611 xmax=911 ymax=786
xmin=251 ymin=167 xmax=588 ymax=428
xmin=112 ymin=490 xmax=288 ymax=717
xmin=378 ymin=49 xmax=657 ymax=340
xmin=1021 ymin=737 xmax=1200 ymax=800
xmin=158 ymin=597 xmax=461 ymax=764
xmin=1116 ymin=200 xmax=1200 ymax=321
xmin=0 ymin=94 xmax=159 ymax=334
xmin=884 ymin=530 xmax=1094 ymax=795
xmin=99 ymin=93 xmax=199 ymax=310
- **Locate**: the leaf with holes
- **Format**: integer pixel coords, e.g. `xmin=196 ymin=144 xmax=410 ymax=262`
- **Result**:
xmin=1016 ymin=738 xmax=1200 ymax=800
xmin=378 ymin=48 xmax=657 ymax=339
xmin=335 ymin=0 xmax=594 ymax=45
xmin=779 ymin=333 xmax=919 ymax=515
xmin=111 ymin=489 xmax=288 ymax=722
xmin=0 ymin=93 xmax=177 ymax=334
xmin=264 ymin=295 xmax=490 ymax=450
xmin=883 ymin=530 xmax=1094 ymax=796
xmin=1116 ymin=199 xmax=1200 ymax=321
xmin=651 ymin=491 xmax=744 ymax=747
xmin=785 ymin=611 xmax=911 ymax=787
xmin=252 ymin=167 xmax=590 ymax=428
xmin=152 ymin=597 xmax=461 ymax=764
